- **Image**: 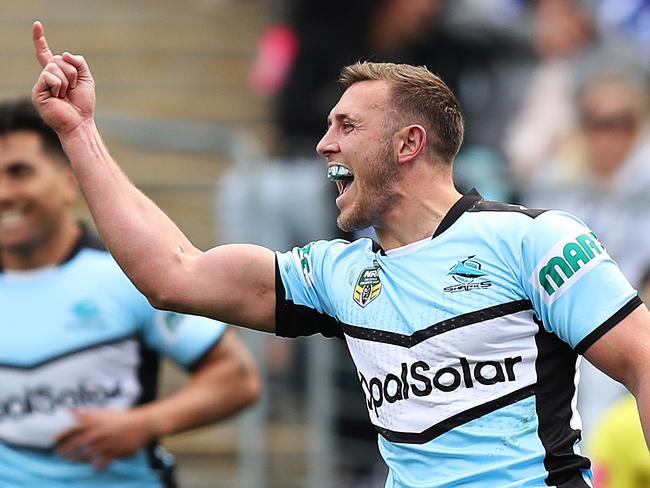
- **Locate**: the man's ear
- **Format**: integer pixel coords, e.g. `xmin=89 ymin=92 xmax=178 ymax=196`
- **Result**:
xmin=395 ymin=125 xmax=427 ymax=165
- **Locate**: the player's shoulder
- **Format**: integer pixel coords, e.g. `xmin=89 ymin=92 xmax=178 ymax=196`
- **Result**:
xmin=522 ymin=209 xmax=597 ymax=249
xmin=292 ymin=237 xmax=376 ymax=260
xmin=466 ymin=197 xmax=591 ymax=242
xmin=468 ymin=198 xmax=548 ymax=219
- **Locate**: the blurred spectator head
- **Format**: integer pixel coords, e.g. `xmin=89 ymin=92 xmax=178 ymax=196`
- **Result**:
xmin=532 ymin=0 xmax=596 ymax=57
xmin=577 ymin=66 xmax=650 ymax=178
xmin=0 ymin=97 xmax=76 ymax=255
xmin=0 ymin=97 xmax=67 ymax=164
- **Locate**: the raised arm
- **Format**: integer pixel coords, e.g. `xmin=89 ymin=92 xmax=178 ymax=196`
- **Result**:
xmin=31 ymin=22 xmax=277 ymax=331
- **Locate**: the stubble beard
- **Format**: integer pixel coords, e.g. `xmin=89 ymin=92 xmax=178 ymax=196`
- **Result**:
xmin=336 ymin=140 xmax=400 ymax=233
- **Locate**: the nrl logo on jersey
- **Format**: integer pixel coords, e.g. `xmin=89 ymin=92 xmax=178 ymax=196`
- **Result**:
xmin=443 ymin=255 xmax=492 ymax=293
xmin=353 ymin=261 xmax=382 ymax=307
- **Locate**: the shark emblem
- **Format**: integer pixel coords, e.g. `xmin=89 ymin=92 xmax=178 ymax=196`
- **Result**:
xmin=447 ymin=256 xmax=487 ymax=284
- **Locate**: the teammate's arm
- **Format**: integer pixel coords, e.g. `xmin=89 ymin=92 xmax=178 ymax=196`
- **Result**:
xmin=55 ymin=329 xmax=261 ymax=469
xmin=583 ymin=304 xmax=650 ymax=449
xmin=31 ymin=22 xmax=277 ymax=331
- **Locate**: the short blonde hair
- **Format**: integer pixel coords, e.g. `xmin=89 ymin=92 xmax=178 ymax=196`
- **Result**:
xmin=339 ymin=62 xmax=464 ymax=163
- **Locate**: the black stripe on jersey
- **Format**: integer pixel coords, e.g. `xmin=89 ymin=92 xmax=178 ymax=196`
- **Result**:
xmin=341 ymin=300 xmax=532 ymax=347
xmin=575 ymin=295 xmax=642 ymax=354
xmin=467 ymin=199 xmax=547 ymax=218
xmin=275 ymin=258 xmax=344 ymax=339
xmin=0 ymin=334 xmax=136 ymax=370
xmin=374 ymin=385 xmax=535 ymax=444
xmin=534 ymin=319 xmax=590 ymax=487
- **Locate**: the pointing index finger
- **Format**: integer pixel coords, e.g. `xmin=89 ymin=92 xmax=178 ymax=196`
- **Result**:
xmin=33 ymin=21 xmax=54 ymax=67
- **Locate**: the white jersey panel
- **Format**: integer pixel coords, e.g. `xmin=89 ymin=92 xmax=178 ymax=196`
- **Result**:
xmin=0 ymin=339 xmax=140 ymax=448
xmin=348 ymin=310 xmax=538 ymax=436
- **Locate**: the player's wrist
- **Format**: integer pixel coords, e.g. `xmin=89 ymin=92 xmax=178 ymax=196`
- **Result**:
xmin=130 ymin=406 xmax=165 ymax=441
xmin=57 ymin=117 xmax=97 ymax=144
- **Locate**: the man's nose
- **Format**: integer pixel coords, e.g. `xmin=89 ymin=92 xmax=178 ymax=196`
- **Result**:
xmin=316 ymin=130 xmax=338 ymax=157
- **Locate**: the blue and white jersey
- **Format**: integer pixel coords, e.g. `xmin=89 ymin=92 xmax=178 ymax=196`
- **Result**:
xmin=275 ymin=190 xmax=640 ymax=488
xmin=0 ymin=226 xmax=227 ymax=487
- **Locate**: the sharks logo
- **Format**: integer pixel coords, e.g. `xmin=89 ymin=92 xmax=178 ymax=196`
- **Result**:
xmin=444 ymin=256 xmax=492 ymax=293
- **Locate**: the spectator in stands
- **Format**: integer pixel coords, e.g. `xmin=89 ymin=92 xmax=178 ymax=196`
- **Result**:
xmin=503 ymin=0 xmax=597 ymax=187
xmin=0 ymin=98 xmax=260 ymax=487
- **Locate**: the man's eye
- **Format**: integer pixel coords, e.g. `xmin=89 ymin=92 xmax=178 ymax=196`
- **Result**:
xmin=7 ymin=163 xmax=34 ymax=178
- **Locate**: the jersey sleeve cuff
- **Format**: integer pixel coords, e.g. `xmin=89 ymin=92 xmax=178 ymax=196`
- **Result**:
xmin=185 ymin=328 xmax=227 ymax=372
xmin=274 ymin=257 xmax=343 ymax=339
xmin=575 ymin=295 xmax=643 ymax=354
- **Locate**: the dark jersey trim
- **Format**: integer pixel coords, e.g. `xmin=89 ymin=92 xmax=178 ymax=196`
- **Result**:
xmin=467 ymin=200 xmax=548 ymax=218
xmin=432 ymin=188 xmax=483 ymax=239
xmin=0 ymin=334 xmax=137 ymax=370
xmin=61 ymin=222 xmax=106 ymax=265
xmin=375 ymin=385 xmax=535 ymax=444
xmin=575 ymin=296 xmax=643 ymax=354
xmin=274 ymin=258 xmax=344 ymax=339
xmin=136 ymin=340 xmax=160 ymax=406
xmin=341 ymin=300 xmax=532 ymax=347
xmin=534 ymin=323 xmax=590 ymax=487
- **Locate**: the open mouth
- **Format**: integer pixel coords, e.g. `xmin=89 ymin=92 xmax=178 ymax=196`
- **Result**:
xmin=0 ymin=209 xmax=25 ymax=228
xmin=327 ymin=164 xmax=354 ymax=196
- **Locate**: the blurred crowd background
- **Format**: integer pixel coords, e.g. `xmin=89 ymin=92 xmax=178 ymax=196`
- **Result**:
xmin=2 ymin=0 xmax=650 ymax=486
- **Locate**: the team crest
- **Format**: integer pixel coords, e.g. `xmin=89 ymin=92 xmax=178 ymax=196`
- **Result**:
xmin=443 ymin=255 xmax=492 ymax=293
xmin=353 ymin=262 xmax=382 ymax=307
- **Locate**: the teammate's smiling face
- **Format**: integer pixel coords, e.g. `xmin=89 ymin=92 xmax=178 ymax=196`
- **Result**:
xmin=317 ymin=80 xmax=402 ymax=232
xmin=0 ymin=131 xmax=76 ymax=255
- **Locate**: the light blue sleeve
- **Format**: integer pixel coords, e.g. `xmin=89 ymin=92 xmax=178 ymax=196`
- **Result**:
xmin=141 ymin=309 xmax=227 ymax=369
xmin=275 ymin=239 xmax=342 ymax=317
xmin=519 ymin=210 xmax=638 ymax=350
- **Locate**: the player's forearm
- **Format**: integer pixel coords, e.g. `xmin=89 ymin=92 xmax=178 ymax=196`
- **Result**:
xmin=59 ymin=119 xmax=200 ymax=304
xmin=135 ymin=348 xmax=261 ymax=437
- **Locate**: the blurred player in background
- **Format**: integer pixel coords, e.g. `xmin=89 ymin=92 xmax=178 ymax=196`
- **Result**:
xmin=0 ymin=97 xmax=260 ymax=487
xmin=30 ymin=22 xmax=650 ymax=487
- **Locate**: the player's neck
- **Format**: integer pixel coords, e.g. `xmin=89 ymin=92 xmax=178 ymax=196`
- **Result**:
xmin=0 ymin=217 xmax=81 ymax=271
xmin=375 ymin=176 xmax=461 ymax=251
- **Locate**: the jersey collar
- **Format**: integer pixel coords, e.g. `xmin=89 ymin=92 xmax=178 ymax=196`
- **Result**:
xmin=371 ymin=188 xmax=483 ymax=254
xmin=431 ymin=188 xmax=483 ymax=239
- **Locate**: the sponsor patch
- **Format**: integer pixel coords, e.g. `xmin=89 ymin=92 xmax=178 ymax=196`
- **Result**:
xmin=530 ymin=231 xmax=609 ymax=304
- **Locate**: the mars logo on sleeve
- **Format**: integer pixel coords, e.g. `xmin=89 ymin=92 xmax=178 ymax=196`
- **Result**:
xmin=532 ymin=231 xmax=609 ymax=304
